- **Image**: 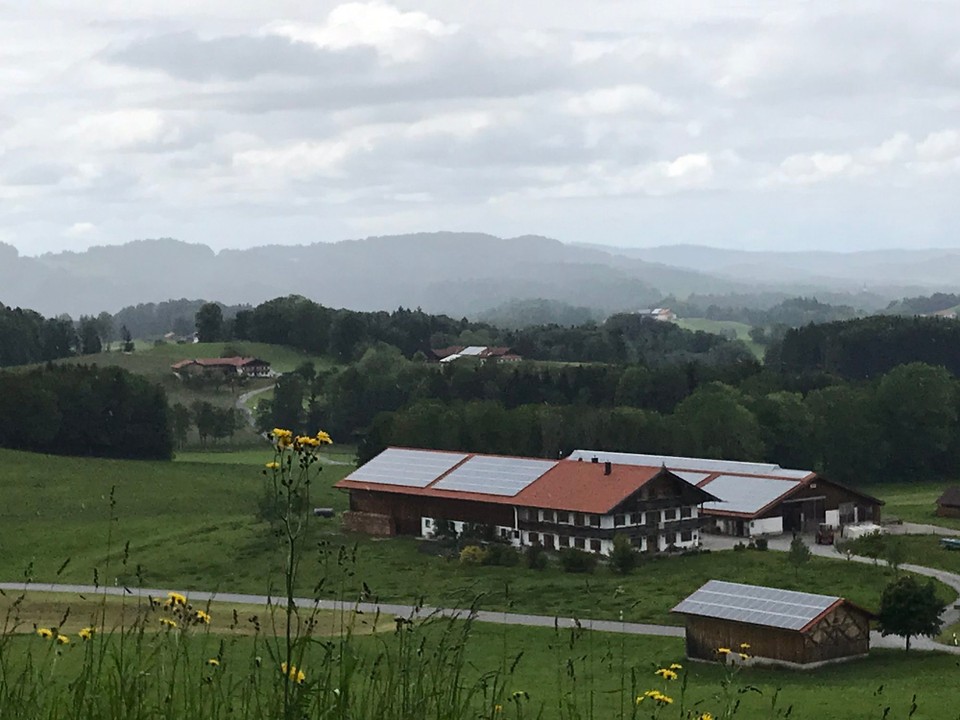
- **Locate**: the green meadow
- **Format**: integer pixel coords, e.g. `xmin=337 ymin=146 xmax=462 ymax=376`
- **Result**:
xmin=0 ymin=448 xmax=954 ymax=626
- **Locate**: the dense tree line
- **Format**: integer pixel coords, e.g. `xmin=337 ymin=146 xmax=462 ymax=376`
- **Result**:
xmin=113 ymin=299 xmax=247 ymax=340
xmin=0 ymin=365 xmax=173 ymax=459
xmin=770 ymin=315 xmax=960 ymax=379
xmin=359 ymin=362 xmax=960 ymax=485
xmin=666 ymin=296 xmax=861 ymax=329
xmin=0 ymin=303 xmax=122 ymax=366
xmin=217 ymin=295 xmax=755 ymax=366
xmin=884 ymin=292 xmax=960 ymax=317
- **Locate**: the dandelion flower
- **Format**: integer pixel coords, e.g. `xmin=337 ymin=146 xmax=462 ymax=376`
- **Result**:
xmin=167 ymin=591 xmax=187 ymax=606
xmin=716 ymin=647 xmax=731 ymax=655
xmin=316 ymin=430 xmax=332 ymax=445
xmin=280 ymin=662 xmax=306 ymax=684
xmin=739 ymin=642 xmax=750 ymax=650
xmin=669 ymin=662 xmax=683 ymax=670
xmin=194 ymin=610 xmax=211 ymax=624
xmin=56 ymin=634 xmax=69 ymax=645
xmin=739 ymin=653 xmax=750 ymax=660
xmin=78 ymin=627 xmax=94 ymax=641
xmin=37 ymin=627 xmax=54 ymax=639
xmin=697 ymin=714 xmax=715 ymax=720
xmin=265 ymin=462 xmax=280 ymax=470
xmin=207 ymin=658 xmax=220 ymax=667
xmin=160 ymin=618 xmax=178 ymax=629
xmin=655 ymin=668 xmax=678 ymax=681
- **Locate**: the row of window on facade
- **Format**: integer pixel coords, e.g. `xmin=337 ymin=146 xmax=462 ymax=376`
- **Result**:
xmin=518 ymin=506 xmax=695 ymax=527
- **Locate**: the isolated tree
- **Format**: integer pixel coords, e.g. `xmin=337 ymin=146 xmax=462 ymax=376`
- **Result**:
xmin=170 ymin=402 xmax=192 ymax=449
xmin=77 ymin=316 xmax=103 ymax=355
xmin=787 ymin=536 xmax=812 ymax=579
xmin=96 ymin=311 xmax=114 ymax=350
xmin=120 ymin=324 xmax=134 ymax=353
xmin=609 ymin=534 xmax=639 ymax=575
xmin=876 ymin=576 xmax=945 ymax=651
xmin=195 ymin=302 xmax=224 ymax=343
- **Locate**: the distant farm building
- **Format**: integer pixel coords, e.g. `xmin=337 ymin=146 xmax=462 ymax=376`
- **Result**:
xmin=336 ymin=448 xmax=718 ymax=554
xmin=936 ymin=487 xmax=960 ymax=518
xmin=171 ymin=357 xmax=271 ymax=378
xmin=635 ymin=308 xmax=676 ymax=322
xmin=673 ymin=580 xmax=874 ymax=668
xmin=567 ymin=451 xmax=883 ymax=538
xmin=430 ymin=346 xmax=522 ymax=364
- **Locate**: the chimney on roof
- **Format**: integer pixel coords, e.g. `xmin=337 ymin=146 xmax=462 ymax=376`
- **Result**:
xmin=604 ymin=461 xmax=612 ymax=476
xmin=591 ymin=456 xmax=599 ymax=463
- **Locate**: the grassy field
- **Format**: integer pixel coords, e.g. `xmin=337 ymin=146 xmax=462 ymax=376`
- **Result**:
xmin=845 ymin=534 xmax=960 ymax=578
xmin=1 ymin=449 xmax=953 ymax=629
xmin=676 ymin=318 xmax=764 ymax=358
xmin=3 ymin=598 xmax=958 ymax=720
xmin=872 ymin=481 xmax=960 ymax=530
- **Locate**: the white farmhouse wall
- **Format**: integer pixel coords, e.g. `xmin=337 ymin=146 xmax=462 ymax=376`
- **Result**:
xmin=749 ymin=516 xmax=783 ymax=536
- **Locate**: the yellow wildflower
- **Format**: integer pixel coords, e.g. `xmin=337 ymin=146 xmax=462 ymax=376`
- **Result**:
xmin=655 ymin=668 xmax=678 ymax=681
xmin=160 ymin=618 xmax=178 ymax=629
xmin=280 ymin=662 xmax=306 ymax=684
xmin=78 ymin=627 xmax=95 ymax=641
xmin=739 ymin=653 xmax=750 ymax=660
xmin=36 ymin=627 xmax=54 ymax=639
xmin=717 ymin=647 xmax=731 ymax=655
xmin=697 ymin=714 xmax=715 ymax=720
xmin=669 ymin=662 xmax=683 ymax=670
xmin=636 ymin=690 xmax=673 ymax=705
xmin=195 ymin=610 xmax=212 ymax=624
xmin=494 ymin=705 xmax=503 ymax=714
xmin=167 ymin=591 xmax=187 ymax=606
xmin=56 ymin=634 xmax=70 ymax=645
xmin=207 ymin=658 xmax=220 ymax=667
xmin=316 ymin=430 xmax=332 ymax=445
xmin=265 ymin=462 xmax=280 ymax=470
xmin=739 ymin=642 xmax=750 ymax=650
xmin=271 ymin=429 xmax=294 ymax=449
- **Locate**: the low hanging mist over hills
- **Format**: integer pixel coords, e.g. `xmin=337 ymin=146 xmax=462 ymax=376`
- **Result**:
xmin=1 ymin=233 xmax=953 ymax=318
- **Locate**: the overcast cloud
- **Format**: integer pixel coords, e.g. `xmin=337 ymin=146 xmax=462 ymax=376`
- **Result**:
xmin=2 ymin=0 xmax=960 ymax=255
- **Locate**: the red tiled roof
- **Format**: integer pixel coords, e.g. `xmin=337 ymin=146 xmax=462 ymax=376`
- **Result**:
xmin=335 ymin=448 xmax=704 ymax=514
xmin=514 ymin=461 xmax=662 ymax=514
xmin=171 ymin=357 xmax=269 ymax=370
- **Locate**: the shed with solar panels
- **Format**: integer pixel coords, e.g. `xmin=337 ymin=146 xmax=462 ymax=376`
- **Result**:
xmin=672 ymin=580 xmax=874 ymax=668
xmin=568 ymin=450 xmax=883 ymax=538
xmin=336 ymin=447 xmax=718 ymax=554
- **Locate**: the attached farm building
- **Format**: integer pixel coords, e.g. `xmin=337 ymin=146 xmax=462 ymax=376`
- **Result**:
xmin=673 ymin=580 xmax=874 ymax=668
xmin=936 ymin=487 xmax=960 ymax=519
xmin=567 ymin=451 xmax=883 ymax=538
xmin=336 ymin=448 xmax=718 ymax=554
xmin=430 ymin=346 xmax=522 ymax=364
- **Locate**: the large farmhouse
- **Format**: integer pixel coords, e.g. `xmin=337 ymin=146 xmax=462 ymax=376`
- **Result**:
xmin=336 ymin=448 xmax=718 ymax=554
xmin=567 ymin=450 xmax=883 ymax=537
xmin=673 ymin=580 xmax=874 ymax=668
xmin=430 ymin=346 xmax=522 ymax=364
xmin=171 ymin=357 xmax=271 ymax=378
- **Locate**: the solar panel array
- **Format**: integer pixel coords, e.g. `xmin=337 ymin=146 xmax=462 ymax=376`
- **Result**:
xmin=700 ymin=474 xmax=802 ymax=514
xmin=567 ymin=449 xmax=791 ymax=476
xmin=672 ymin=470 xmax=712 ymax=485
xmin=673 ymin=580 xmax=838 ymax=631
xmin=433 ymin=456 xmax=557 ymax=496
xmin=345 ymin=448 xmax=467 ymax=488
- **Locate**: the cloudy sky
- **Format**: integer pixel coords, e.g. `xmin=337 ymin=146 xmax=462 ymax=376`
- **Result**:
xmin=3 ymin=1 xmax=960 ymax=255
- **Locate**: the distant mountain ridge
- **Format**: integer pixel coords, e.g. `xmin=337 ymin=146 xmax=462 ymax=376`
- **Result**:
xmin=0 ymin=233 xmax=953 ymax=317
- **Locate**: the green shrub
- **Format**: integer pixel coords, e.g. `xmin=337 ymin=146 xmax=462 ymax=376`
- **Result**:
xmin=609 ymin=534 xmax=639 ymax=575
xmin=525 ymin=544 xmax=548 ymax=570
xmin=754 ymin=538 xmax=768 ymax=551
xmin=459 ymin=545 xmax=488 ymax=565
xmin=483 ymin=543 xmax=520 ymax=567
xmin=559 ymin=548 xmax=598 ymax=574
xmin=733 ymin=542 xmax=746 ymax=552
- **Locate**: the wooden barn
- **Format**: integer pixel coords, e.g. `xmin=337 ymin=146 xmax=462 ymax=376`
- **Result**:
xmin=936 ymin=487 xmax=960 ymax=518
xmin=672 ymin=580 xmax=874 ymax=668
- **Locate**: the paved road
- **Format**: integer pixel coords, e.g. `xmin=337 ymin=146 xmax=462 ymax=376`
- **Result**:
xmin=236 ymin=385 xmax=273 ymax=428
xmin=0 ymin=582 xmax=682 ymax=638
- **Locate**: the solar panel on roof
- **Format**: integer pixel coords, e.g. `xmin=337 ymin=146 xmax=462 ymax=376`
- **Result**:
xmin=673 ymin=580 xmax=838 ymax=631
xmin=433 ymin=456 xmax=557 ymax=496
xmin=567 ymin=449 xmax=812 ymax=479
xmin=345 ymin=448 xmax=467 ymax=488
xmin=672 ymin=470 xmax=712 ymax=485
xmin=701 ymin=474 xmax=802 ymax=515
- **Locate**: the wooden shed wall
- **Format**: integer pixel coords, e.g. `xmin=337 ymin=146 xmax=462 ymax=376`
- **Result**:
xmin=348 ymin=490 xmax=515 ymax=535
xmin=684 ymin=604 xmax=870 ymax=665
xmin=756 ymin=478 xmax=881 ymax=522
xmin=937 ymin=503 xmax=960 ymax=519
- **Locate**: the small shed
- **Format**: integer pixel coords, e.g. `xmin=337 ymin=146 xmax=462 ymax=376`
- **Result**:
xmin=672 ymin=580 xmax=873 ymax=668
xmin=936 ymin=487 xmax=960 ymax=519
